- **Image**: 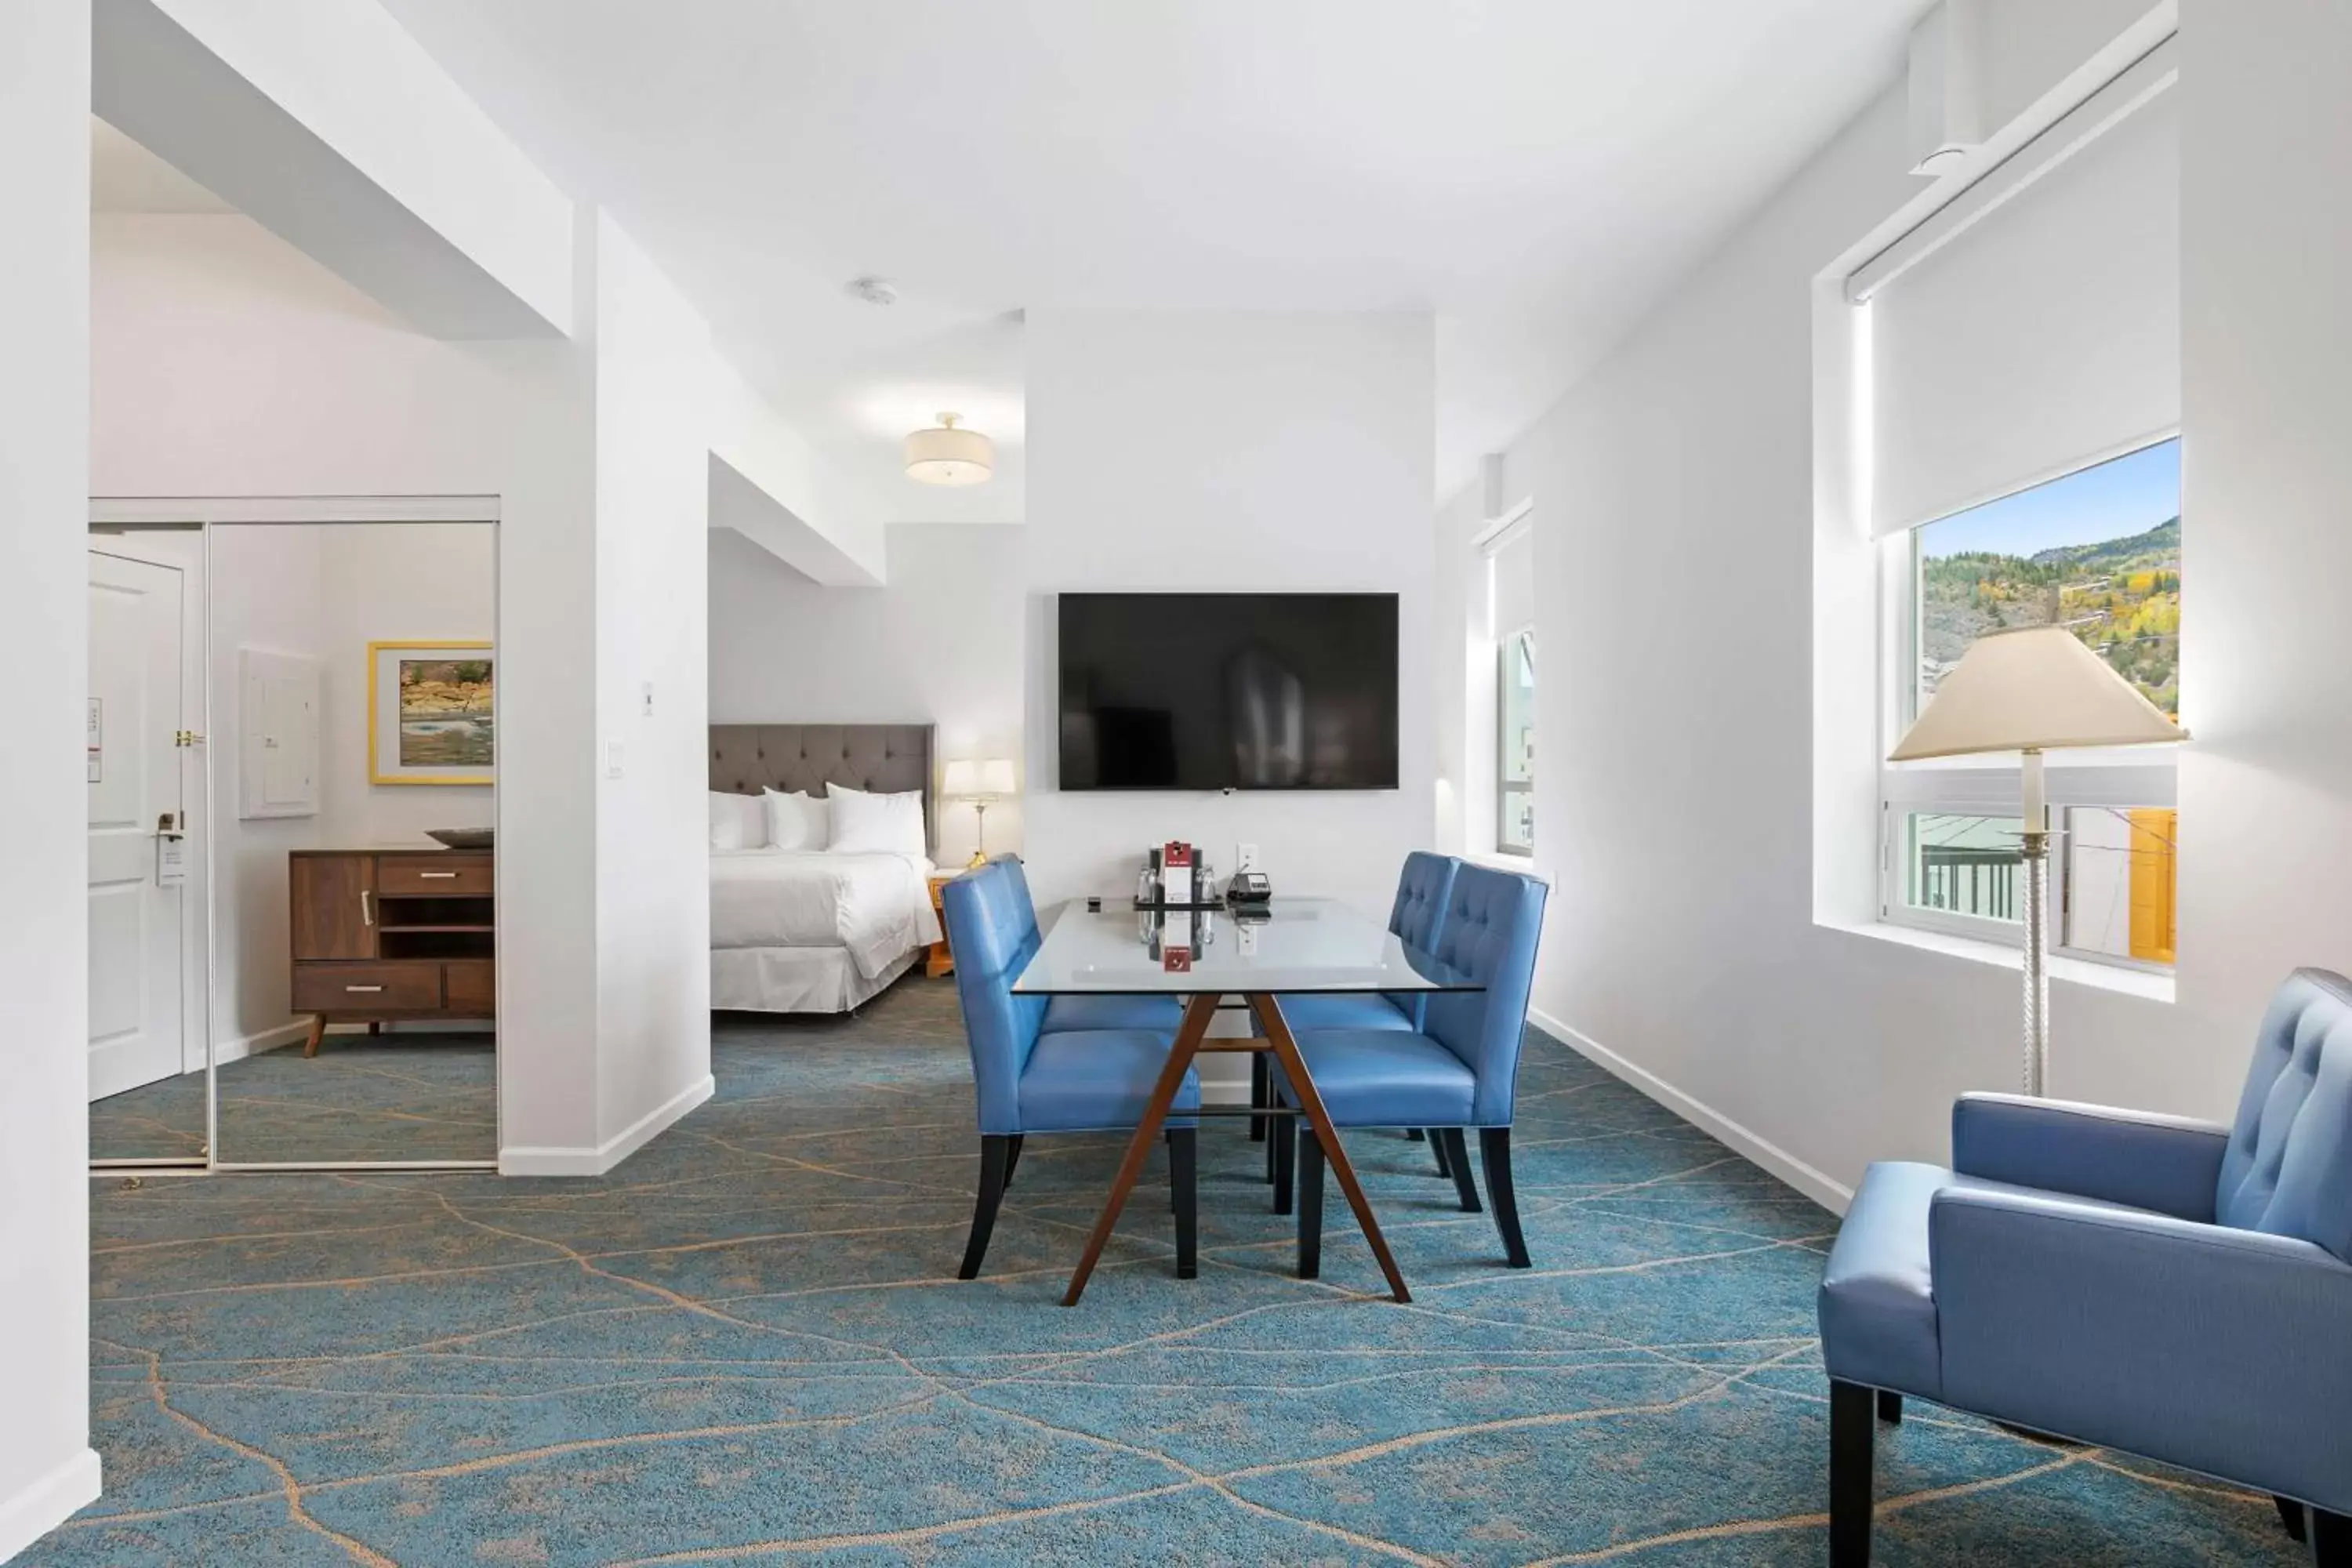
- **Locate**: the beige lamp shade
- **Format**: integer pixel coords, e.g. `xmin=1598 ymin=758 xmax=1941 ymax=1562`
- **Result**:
xmin=943 ymin=757 xmax=1015 ymax=797
xmin=1890 ymin=625 xmax=2187 ymax=760
xmin=905 ymin=413 xmax=993 ymax=486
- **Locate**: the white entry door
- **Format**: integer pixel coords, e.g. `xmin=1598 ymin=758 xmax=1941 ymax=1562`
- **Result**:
xmin=88 ymin=550 xmax=188 ymax=1102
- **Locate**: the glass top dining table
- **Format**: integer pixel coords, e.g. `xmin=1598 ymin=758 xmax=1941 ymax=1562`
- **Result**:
xmin=1014 ymin=898 xmax=1486 ymax=1305
xmin=1011 ymin=897 xmax=1477 ymax=996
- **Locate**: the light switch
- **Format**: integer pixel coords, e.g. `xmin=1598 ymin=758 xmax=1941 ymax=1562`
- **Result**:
xmin=605 ymin=739 xmax=625 ymax=779
xmin=641 ymin=681 xmax=655 ymax=717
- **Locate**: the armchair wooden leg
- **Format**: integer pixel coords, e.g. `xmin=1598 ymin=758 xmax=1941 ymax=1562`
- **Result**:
xmin=1477 ymin=1127 xmax=1530 ymax=1267
xmin=1829 ymin=1379 xmax=1874 ymax=1568
xmin=2312 ymin=1506 xmax=2349 ymax=1565
xmin=1002 ymin=1134 xmax=1024 ymax=1191
xmin=1439 ymin=1128 xmax=1481 ymax=1212
xmin=2275 ymin=1497 xmax=2307 ymax=1544
xmin=1272 ymin=1114 xmax=1297 ymax=1215
xmin=959 ymin=1135 xmax=1014 ymax=1280
xmin=1296 ymin=1128 xmax=1325 ymax=1279
xmin=1876 ymin=1390 xmax=1903 ymax=1425
xmin=1167 ymin=1127 xmax=1197 ymax=1279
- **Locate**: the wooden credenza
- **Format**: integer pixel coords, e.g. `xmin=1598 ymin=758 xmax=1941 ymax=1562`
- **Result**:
xmin=290 ymin=849 xmax=494 ymax=1055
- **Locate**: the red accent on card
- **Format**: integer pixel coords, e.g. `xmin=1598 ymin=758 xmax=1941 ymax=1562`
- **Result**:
xmin=1163 ymin=947 xmax=1192 ymax=973
xmin=1163 ymin=842 xmax=1193 ymax=866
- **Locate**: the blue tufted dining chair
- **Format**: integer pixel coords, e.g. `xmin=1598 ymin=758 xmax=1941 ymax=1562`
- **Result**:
xmin=1276 ymin=861 xmax=1548 ymax=1270
xmin=1258 ymin=853 xmax=1463 ymax=1188
xmin=1818 ymin=968 xmax=2352 ymax=1566
xmin=939 ymin=859 xmax=1201 ymax=1280
xmin=993 ymin=855 xmax=1184 ymax=1036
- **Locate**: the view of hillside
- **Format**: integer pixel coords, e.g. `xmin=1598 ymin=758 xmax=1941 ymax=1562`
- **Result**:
xmin=1922 ymin=515 xmax=2181 ymax=715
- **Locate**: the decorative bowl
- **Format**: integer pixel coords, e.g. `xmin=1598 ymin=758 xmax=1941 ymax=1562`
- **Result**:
xmin=426 ymin=828 xmax=494 ymax=850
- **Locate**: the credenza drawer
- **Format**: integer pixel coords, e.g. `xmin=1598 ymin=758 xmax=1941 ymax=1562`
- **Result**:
xmin=377 ymin=854 xmax=493 ymax=897
xmin=292 ymin=963 xmax=442 ymax=1013
xmin=443 ymin=960 xmax=495 ymax=1015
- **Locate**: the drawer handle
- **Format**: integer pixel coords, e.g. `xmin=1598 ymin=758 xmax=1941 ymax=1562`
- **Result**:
xmin=361 ymin=889 xmax=373 ymax=927
xmin=418 ymin=871 xmax=460 ymax=880
xmin=343 ymin=984 xmax=384 ymax=993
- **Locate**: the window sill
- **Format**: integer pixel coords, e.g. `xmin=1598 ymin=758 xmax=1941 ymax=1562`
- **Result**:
xmin=1817 ymin=917 xmax=2175 ymax=1004
xmin=1466 ymin=851 xmax=1550 ymax=881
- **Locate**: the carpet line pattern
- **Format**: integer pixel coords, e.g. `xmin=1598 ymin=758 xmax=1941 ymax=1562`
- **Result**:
xmin=34 ymin=978 xmax=2300 ymax=1565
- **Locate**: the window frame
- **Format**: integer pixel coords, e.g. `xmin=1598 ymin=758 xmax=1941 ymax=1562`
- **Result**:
xmin=1494 ymin=622 xmax=1535 ymax=858
xmin=1875 ymin=440 xmax=2181 ymax=971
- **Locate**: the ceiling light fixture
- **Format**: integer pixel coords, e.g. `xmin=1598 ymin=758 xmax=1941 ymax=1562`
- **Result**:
xmin=905 ymin=412 xmax=993 ymax=487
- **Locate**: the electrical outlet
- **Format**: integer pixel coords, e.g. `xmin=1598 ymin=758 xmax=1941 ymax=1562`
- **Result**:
xmin=1236 ymin=843 xmax=1260 ymax=873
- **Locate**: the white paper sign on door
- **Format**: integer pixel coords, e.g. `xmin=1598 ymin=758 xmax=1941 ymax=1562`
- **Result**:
xmin=86 ymin=697 xmax=102 ymax=782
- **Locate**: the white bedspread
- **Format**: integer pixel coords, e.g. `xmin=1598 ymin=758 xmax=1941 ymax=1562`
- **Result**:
xmin=710 ymin=849 xmax=940 ymax=980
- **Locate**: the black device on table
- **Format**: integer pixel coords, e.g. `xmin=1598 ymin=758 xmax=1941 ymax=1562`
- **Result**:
xmin=1225 ymin=869 xmax=1272 ymax=915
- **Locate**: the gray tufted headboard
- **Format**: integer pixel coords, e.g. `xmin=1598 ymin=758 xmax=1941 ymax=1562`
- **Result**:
xmin=710 ymin=724 xmax=936 ymax=847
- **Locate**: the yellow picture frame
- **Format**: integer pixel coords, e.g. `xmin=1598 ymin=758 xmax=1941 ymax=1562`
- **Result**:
xmin=368 ymin=639 xmax=495 ymax=786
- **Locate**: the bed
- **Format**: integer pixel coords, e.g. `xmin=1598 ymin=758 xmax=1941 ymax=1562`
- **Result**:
xmin=709 ymin=724 xmax=943 ymax=1014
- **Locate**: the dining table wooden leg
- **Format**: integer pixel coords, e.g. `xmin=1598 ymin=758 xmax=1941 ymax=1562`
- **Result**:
xmin=1062 ymin=992 xmax=1221 ymax=1307
xmin=1250 ymin=993 xmax=1412 ymax=1303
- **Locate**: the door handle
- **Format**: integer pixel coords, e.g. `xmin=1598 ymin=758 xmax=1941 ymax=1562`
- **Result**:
xmin=343 ymin=984 xmax=384 ymax=994
xmin=361 ymin=889 xmax=374 ymax=927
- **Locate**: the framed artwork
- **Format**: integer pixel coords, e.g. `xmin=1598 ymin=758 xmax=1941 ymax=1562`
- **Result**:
xmin=368 ymin=640 xmax=495 ymax=786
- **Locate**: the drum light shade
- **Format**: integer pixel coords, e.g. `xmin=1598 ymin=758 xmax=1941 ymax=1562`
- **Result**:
xmin=943 ymin=758 xmax=1015 ymax=797
xmin=905 ymin=412 xmax=993 ymax=486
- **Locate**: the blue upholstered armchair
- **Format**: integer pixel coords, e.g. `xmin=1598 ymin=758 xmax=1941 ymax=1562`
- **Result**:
xmin=1277 ymin=862 xmax=1549 ymax=1271
xmin=1819 ymin=968 xmax=2352 ymax=1566
xmin=940 ymin=858 xmax=1200 ymax=1280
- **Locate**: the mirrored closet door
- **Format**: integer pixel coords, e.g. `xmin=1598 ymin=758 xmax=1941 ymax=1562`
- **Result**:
xmin=202 ymin=518 xmax=499 ymax=1167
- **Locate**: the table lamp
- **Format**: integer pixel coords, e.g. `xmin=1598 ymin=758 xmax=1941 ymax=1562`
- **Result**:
xmin=1888 ymin=625 xmax=2186 ymax=1096
xmin=942 ymin=757 xmax=1016 ymax=869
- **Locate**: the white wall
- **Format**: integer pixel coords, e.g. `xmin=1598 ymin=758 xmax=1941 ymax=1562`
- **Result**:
xmin=1022 ymin=310 xmax=1438 ymax=918
xmin=2176 ymin=0 xmax=2352 ymax=1042
xmin=588 ymin=213 xmax=713 ymax=1153
xmin=0 ymin=3 xmax=101 ymax=1556
xmin=1446 ymin=1 xmax=2352 ymax=1207
xmin=708 ymin=522 xmax=1028 ymax=865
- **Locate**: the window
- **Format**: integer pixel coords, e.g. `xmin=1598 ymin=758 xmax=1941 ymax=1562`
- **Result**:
xmin=1482 ymin=513 xmax=1534 ymax=857
xmin=1882 ymin=439 xmax=2181 ymax=967
xmin=1497 ymin=627 xmax=1535 ymax=855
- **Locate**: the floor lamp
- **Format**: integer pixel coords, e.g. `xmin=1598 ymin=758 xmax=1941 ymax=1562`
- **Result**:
xmin=1889 ymin=626 xmax=2187 ymax=1096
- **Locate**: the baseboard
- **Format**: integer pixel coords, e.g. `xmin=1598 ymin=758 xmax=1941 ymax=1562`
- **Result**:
xmin=212 ymin=1021 xmax=310 ymax=1066
xmin=0 ymin=1447 xmax=101 ymax=1563
xmin=1528 ymin=1007 xmax=1854 ymax=1214
xmin=499 ymin=1073 xmax=714 ymax=1178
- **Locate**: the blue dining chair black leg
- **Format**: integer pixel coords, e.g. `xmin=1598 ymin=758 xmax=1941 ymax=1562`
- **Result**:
xmin=1295 ymin=1129 xmax=1325 ymax=1279
xmin=2275 ymin=1498 xmax=2307 ymax=1544
xmin=1876 ymin=1390 xmax=1902 ymax=1425
xmin=1404 ymin=1127 xmax=1425 ymax=1142
xmin=960 ymin=1135 xmax=1016 ymax=1280
xmin=1272 ymin=1114 xmax=1297 ymax=1214
xmin=2313 ymin=1507 xmax=2351 ymax=1564
xmin=1477 ymin=1128 xmax=1530 ymax=1267
xmin=1168 ymin=1127 xmax=1198 ymax=1279
xmin=1429 ymin=1131 xmax=1452 ymax=1178
xmin=1438 ymin=1128 xmax=1481 ymax=1212
xmin=1002 ymin=1134 xmax=1024 ymax=1191
xmin=1250 ymin=1055 xmax=1269 ymax=1143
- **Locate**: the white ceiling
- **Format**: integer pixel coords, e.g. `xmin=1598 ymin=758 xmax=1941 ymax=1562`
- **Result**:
xmin=359 ymin=4 xmax=1931 ymax=516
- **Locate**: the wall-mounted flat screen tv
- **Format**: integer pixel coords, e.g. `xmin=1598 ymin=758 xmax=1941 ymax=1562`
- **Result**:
xmin=1058 ymin=592 xmax=1399 ymax=790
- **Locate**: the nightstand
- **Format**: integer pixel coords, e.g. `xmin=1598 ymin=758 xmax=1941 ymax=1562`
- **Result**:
xmin=926 ymin=874 xmax=956 ymax=978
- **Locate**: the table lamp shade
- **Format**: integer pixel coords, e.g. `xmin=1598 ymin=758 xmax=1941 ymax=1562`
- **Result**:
xmin=944 ymin=758 xmax=1016 ymax=797
xmin=1889 ymin=626 xmax=2186 ymax=761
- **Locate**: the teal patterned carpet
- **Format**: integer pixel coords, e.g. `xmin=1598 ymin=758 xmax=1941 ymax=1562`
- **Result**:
xmin=33 ymin=978 xmax=2299 ymax=1565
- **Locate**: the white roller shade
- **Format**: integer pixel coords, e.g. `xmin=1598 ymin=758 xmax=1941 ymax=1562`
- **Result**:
xmin=1866 ymin=72 xmax=2178 ymax=536
xmin=1487 ymin=523 xmax=1534 ymax=635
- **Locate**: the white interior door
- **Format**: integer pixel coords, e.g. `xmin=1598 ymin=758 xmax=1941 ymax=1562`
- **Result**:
xmin=88 ymin=550 xmax=187 ymax=1102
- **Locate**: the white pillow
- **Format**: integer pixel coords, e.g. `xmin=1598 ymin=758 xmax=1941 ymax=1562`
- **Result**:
xmin=709 ymin=790 xmax=766 ymax=851
xmin=826 ymin=781 xmax=927 ymax=857
xmin=763 ymin=788 xmax=829 ymax=851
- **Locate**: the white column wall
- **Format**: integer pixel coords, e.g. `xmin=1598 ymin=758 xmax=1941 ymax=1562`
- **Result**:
xmin=0 ymin=3 xmax=103 ymax=1555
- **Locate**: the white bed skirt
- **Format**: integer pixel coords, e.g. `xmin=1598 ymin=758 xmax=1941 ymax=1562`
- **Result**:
xmin=712 ymin=945 xmax=921 ymax=1014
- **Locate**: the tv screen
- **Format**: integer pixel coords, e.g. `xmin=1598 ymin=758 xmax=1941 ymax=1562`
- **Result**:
xmin=1058 ymin=593 xmax=1399 ymax=790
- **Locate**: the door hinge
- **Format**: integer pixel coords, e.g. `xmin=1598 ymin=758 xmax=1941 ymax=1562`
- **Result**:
xmin=174 ymin=730 xmax=205 ymax=747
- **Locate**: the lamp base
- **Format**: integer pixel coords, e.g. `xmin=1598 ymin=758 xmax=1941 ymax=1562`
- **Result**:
xmin=965 ymin=849 xmax=988 ymax=871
